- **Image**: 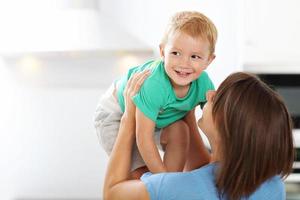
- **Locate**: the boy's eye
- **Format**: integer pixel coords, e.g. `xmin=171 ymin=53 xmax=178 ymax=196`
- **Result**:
xmin=171 ymin=51 xmax=180 ymax=56
xmin=191 ymin=55 xmax=202 ymax=59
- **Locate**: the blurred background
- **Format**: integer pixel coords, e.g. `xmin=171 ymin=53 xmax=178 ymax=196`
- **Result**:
xmin=1 ymin=0 xmax=300 ymax=199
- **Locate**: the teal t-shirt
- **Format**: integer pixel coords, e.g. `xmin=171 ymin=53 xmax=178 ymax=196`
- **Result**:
xmin=117 ymin=60 xmax=215 ymax=128
xmin=141 ymin=163 xmax=285 ymax=200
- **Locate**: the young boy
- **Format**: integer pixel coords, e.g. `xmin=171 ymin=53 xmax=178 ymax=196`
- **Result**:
xmin=94 ymin=11 xmax=217 ymax=177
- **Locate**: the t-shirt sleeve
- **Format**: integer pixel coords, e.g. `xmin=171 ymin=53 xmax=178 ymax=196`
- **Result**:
xmin=141 ymin=172 xmax=165 ymax=200
xmin=199 ymin=71 xmax=215 ymax=109
xmin=249 ymin=176 xmax=285 ymax=199
xmin=132 ymin=79 xmax=166 ymax=122
xmin=207 ymin=73 xmax=215 ymax=91
xmin=141 ymin=171 xmax=198 ymax=200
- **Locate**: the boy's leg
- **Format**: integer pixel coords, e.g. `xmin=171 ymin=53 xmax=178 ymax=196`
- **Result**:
xmin=130 ymin=166 xmax=149 ymax=179
xmin=183 ymin=109 xmax=211 ymax=171
xmin=184 ymin=128 xmax=211 ymax=171
xmin=94 ymin=84 xmax=122 ymax=154
xmin=160 ymin=120 xmax=190 ymax=172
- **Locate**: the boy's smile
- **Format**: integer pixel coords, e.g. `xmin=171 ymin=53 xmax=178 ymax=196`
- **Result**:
xmin=160 ymin=31 xmax=215 ymax=94
xmin=174 ymin=67 xmax=193 ymax=78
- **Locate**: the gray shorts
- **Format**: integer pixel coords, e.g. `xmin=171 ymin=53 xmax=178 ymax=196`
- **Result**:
xmin=94 ymin=84 xmax=162 ymax=171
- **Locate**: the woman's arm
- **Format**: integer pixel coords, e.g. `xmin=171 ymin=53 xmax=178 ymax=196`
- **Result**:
xmin=103 ymin=71 xmax=151 ymax=200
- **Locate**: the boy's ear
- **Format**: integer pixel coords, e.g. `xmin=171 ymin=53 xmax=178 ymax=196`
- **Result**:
xmin=159 ymin=44 xmax=165 ymax=58
xmin=205 ymin=54 xmax=216 ymax=68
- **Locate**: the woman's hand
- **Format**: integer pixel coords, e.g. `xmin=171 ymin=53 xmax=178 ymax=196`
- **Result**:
xmin=122 ymin=70 xmax=151 ymax=120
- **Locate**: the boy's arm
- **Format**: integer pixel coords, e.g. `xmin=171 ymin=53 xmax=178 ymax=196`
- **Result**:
xmin=183 ymin=107 xmax=211 ymax=171
xmin=136 ymin=108 xmax=167 ymax=173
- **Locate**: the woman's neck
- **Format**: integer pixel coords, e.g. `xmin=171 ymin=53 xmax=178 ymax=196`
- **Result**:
xmin=209 ymin=139 xmax=221 ymax=163
xmin=210 ymin=152 xmax=220 ymax=163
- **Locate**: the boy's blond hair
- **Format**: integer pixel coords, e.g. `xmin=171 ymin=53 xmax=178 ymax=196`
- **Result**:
xmin=161 ymin=11 xmax=218 ymax=55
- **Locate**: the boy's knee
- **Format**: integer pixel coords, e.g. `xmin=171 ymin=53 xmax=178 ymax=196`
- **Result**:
xmin=172 ymin=120 xmax=190 ymax=137
xmin=167 ymin=120 xmax=189 ymax=132
xmin=162 ymin=120 xmax=190 ymax=145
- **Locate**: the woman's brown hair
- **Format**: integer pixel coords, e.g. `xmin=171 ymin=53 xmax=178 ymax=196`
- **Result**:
xmin=212 ymin=72 xmax=294 ymax=199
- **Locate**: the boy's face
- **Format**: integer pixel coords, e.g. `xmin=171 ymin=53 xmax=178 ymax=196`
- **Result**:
xmin=160 ymin=31 xmax=215 ymax=89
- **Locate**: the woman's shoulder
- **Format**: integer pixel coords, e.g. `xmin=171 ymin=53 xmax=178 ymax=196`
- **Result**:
xmin=140 ymin=163 xmax=220 ymax=200
xmin=142 ymin=162 xmax=216 ymax=180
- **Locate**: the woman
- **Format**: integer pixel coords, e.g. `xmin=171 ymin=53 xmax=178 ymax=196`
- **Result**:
xmin=103 ymin=71 xmax=294 ymax=200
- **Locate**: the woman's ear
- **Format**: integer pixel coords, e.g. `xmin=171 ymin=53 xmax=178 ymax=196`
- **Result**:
xmin=159 ymin=44 xmax=165 ymax=59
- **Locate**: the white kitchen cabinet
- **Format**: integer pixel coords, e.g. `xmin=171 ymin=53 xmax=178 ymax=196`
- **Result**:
xmin=243 ymin=0 xmax=300 ymax=67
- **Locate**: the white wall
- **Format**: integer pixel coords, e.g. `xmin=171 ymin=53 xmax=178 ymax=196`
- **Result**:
xmin=10 ymin=87 xmax=104 ymax=199
xmin=243 ymin=0 xmax=300 ymax=66
xmin=0 ymin=58 xmax=16 ymax=200
xmin=0 ymin=52 xmax=152 ymax=200
xmin=0 ymin=56 xmax=106 ymax=199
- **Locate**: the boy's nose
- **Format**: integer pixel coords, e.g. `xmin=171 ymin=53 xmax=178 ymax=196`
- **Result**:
xmin=180 ymin=56 xmax=191 ymax=67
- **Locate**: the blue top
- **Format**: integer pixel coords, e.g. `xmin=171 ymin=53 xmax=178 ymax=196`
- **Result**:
xmin=141 ymin=163 xmax=285 ymax=200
